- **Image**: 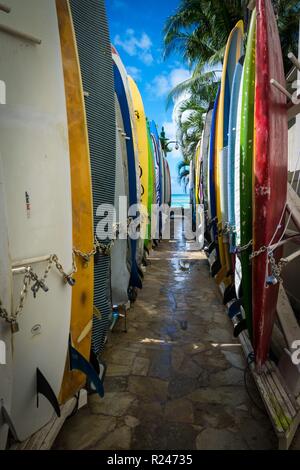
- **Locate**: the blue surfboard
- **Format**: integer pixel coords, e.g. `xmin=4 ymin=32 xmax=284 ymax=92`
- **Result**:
xmin=227 ymin=57 xmax=244 ymax=252
xmin=150 ymin=121 xmax=164 ymax=237
xmin=113 ymin=61 xmax=142 ymax=289
xmin=208 ymin=87 xmax=220 ymax=244
xmin=150 ymin=121 xmax=163 ymax=207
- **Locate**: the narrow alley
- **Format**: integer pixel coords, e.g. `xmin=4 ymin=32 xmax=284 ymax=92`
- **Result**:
xmin=53 ymin=220 xmax=279 ymax=450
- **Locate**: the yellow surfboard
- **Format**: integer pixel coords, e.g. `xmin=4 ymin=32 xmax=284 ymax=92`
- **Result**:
xmin=56 ymin=0 xmax=94 ymax=404
xmin=215 ymin=20 xmax=244 ymax=286
xmin=128 ymin=76 xmax=149 ymax=242
xmin=195 ymin=140 xmax=201 ymax=205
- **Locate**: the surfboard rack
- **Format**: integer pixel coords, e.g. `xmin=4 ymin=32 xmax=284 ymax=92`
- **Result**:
xmin=238 ymin=329 xmax=300 ymax=450
xmin=69 ymin=344 xmax=104 ymax=398
xmin=36 ymin=368 xmax=61 ymax=418
xmin=270 ymin=79 xmax=293 ymax=101
xmin=0 ymin=3 xmax=10 ymax=13
xmin=0 ymin=23 xmax=41 ymax=44
xmin=288 ymin=52 xmax=300 ymax=72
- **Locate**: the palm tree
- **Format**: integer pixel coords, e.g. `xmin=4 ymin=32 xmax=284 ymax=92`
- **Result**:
xmin=164 ymin=0 xmax=300 ymax=190
xmin=164 ymin=0 xmax=250 ymax=67
xmin=177 ymin=159 xmax=190 ymax=191
xmin=164 ymin=0 xmax=299 ymax=70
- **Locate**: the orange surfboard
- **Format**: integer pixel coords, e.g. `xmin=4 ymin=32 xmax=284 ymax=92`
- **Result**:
xmin=56 ymin=0 xmax=94 ymax=404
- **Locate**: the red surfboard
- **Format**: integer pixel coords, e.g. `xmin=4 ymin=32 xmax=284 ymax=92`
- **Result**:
xmin=253 ymin=0 xmax=288 ymax=368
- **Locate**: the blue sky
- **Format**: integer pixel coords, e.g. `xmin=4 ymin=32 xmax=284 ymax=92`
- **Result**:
xmin=106 ymin=0 xmax=189 ymax=194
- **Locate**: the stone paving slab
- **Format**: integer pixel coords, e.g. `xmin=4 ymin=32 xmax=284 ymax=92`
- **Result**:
xmin=54 ymin=228 xmax=285 ymax=450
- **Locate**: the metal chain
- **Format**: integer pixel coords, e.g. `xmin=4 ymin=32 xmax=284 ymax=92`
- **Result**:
xmin=73 ymin=236 xmax=99 ymax=265
xmin=268 ymin=251 xmax=288 ymax=284
xmin=249 ymin=243 xmax=268 ymax=260
xmin=235 ymin=239 xmax=254 ymax=254
xmin=0 ymin=253 xmax=76 ymax=330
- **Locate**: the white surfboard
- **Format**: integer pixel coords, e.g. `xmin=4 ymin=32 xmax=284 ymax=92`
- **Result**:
xmin=0 ymin=155 xmax=12 ymax=449
xmin=111 ymin=96 xmax=130 ymax=305
xmin=112 ymin=51 xmax=143 ymax=268
xmin=0 ymin=0 xmax=72 ymax=441
xmin=234 ymin=68 xmax=244 ymax=296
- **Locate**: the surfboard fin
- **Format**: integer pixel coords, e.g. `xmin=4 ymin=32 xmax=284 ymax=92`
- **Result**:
xmin=69 ymin=344 xmax=104 ymax=398
xmin=207 ymin=241 xmax=216 ymax=255
xmin=130 ymin=269 xmax=143 ymax=289
xmin=137 ymin=266 xmax=144 ymax=279
xmin=36 ymin=368 xmax=61 ymax=417
xmin=211 ymin=259 xmax=221 ymax=277
xmin=228 ymin=299 xmax=242 ymax=319
xmin=223 ymin=284 xmax=236 ymax=305
xmin=1 ymin=405 xmax=19 ymax=442
xmin=233 ymin=319 xmax=247 ymax=338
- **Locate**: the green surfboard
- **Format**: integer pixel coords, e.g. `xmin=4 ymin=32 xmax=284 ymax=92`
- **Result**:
xmin=239 ymin=10 xmax=256 ymax=337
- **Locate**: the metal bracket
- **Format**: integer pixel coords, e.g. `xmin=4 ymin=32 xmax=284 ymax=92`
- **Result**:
xmin=0 ymin=4 xmax=10 ymax=13
xmin=0 ymin=23 xmax=41 ymax=44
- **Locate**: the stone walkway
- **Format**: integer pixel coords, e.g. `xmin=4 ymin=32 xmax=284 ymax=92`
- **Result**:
xmin=54 ymin=222 xmax=278 ymax=450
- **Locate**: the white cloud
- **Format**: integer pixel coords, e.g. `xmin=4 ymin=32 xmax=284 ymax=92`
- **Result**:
xmin=140 ymin=51 xmax=154 ymax=66
xmin=127 ymin=66 xmax=142 ymax=82
xmin=114 ymin=30 xmax=153 ymax=66
xmin=147 ymin=75 xmax=170 ymax=97
xmin=170 ymin=68 xmax=190 ymax=88
xmin=147 ymin=67 xmax=190 ymax=99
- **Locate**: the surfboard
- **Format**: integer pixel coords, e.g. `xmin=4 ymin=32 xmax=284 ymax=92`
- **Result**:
xmin=150 ymin=120 xmax=163 ymax=238
xmin=70 ymin=0 xmax=116 ymax=356
xmin=228 ymin=58 xmax=244 ymax=253
xmin=0 ymin=154 xmax=12 ymax=449
xmin=147 ymin=119 xmax=158 ymax=241
xmin=208 ymin=89 xmax=220 ymax=246
xmin=233 ymin=64 xmax=244 ymax=298
xmin=215 ymin=20 xmax=244 ymax=283
xmin=239 ymin=10 xmax=256 ymax=336
xmin=113 ymin=56 xmax=143 ymax=273
xmin=195 ymin=140 xmax=202 ymax=206
xmin=112 ymin=47 xmax=142 ymax=290
xmin=253 ymin=0 xmax=288 ymax=368
xmin=202 ymin=109 xmax=213 ymax=212
xmin=0 ymin=0 xmax=72 ymax=440
xmin=165 ymin=159 xmax=171 ymax=207
xmin=111 ymin=95 xmax=130 ymax=306
xmin=128 ymin=76 xmax=149 ymax=246
xmin=56 ymin=0 xmax=94 ymax=406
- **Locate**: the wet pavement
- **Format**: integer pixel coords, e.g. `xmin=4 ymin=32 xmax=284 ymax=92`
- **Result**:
xmin=54 ymin=219 xmax=279 ymax=450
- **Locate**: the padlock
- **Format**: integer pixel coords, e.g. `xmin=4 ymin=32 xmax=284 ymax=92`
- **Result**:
xmin=31 ymin=281 xmax=40 ymax=298
xmin=39 ymin=279 xmax=49 ymax=293
xmin=82 ymin=254 xmax=90 ymax=268
xmin=65 ymin=275 xmax=76 ymax=287
xmin=266 ymin=275 xmax=278 ymax=286
xmin=11 ymin=321 xmax=19 ymax=333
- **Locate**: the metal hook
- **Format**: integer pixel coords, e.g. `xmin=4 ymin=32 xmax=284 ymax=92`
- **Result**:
xmin=270 ymin=79 xmax=293 ymax=101
xmin=288 ymin=52 xmax=300 ymax=72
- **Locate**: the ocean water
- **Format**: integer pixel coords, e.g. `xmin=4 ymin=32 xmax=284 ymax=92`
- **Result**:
xmin=171 ymin=193 xmax=190 ymax=208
